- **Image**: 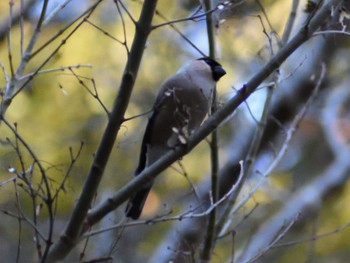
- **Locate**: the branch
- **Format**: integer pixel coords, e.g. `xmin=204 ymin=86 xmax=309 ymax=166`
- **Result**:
xmin=153 ymin=9 xmax=206 ymax=56
xmin=0 ymin=117 xmax=54 ymax=262
xmin=281 ymin=0 xmax=300 ymax=45
xmin=216 ymin=14 xmax=279 ymax=237
xmin=238 ymin=152 xmax=350 ymax=262
xmin=0 ymin=0 xmax=37 ymax=41
xmin=83 ymin=162 xmax=244 ymax=240
xmin=46 ymin=1 xmax=159 ymax=261
xmin=219 ymin=63 xmax=326 ymax=239
xmin=322 ymin=76 xmax=350 ymax=156
xmin=151 ymin=5 xmax=218 ymax=30
xmin=200 ymin=0 xmax=220 ymax=261
xmin=0 ymin=1 xmax=104 ymax=118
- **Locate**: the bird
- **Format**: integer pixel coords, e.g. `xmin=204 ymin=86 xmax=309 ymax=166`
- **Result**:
xmin=125 ymin=57 xmax=226 ymax=219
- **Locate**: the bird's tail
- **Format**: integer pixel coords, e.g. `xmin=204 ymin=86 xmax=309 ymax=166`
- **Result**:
xmin=126 ymin=112 xmax=156 ymax=219
xmin=125 ymin=185 xmax=152 ymax=219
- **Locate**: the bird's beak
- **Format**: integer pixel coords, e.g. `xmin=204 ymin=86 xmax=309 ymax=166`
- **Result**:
xmin=213 ymin=65 xmax=226 ymax=81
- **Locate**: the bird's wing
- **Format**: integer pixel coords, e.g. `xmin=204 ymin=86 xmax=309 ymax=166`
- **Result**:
xmin=134 ymin=110 xmax=157 ymax=175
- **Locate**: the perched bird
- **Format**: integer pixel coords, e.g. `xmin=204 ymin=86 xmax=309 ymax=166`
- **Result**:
xmin=125 ymin=57 xmax=226 ymax=219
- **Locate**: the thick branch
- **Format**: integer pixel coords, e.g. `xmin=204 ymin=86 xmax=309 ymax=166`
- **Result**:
xmin=46 ymin=1 xmax=158 ymax=261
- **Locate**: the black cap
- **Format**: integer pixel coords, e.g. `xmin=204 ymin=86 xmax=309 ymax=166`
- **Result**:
xmin=197 ymin=57 xmax=226 ymax=81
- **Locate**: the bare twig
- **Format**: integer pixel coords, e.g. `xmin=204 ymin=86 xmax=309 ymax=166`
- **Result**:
xmin=281 ymin=0 xmax=300 ymax=45
xmin=7 ymin=0 xmax=15 ymax=76
xmin=114 ymin=0 xmax=130 ymax=54
xmin=19 ymin=64 xmax=92 ymax=81
xmin=85 ymin=19 xmax=126 ymax=45
xmin=246 ymin=214 xmax=300 ymax=263
xmin=0 ymin=0 xmax=104 ymax=118
xmin=200 ymin=0 xmax=220 ymax=261
xmin=173 ymin=161 xmax=202 ymax=209
xmin=152 ymin=5 xmax=219 ymax=30
xmin=0 ymin=117 xmax=54 ymax=262
xmin=313 ymin=29 xmax=350 ymax=36
xmin=239 ymin=153 xmax=350 ymax=262
xmin=52 ymin=142 xmax=84 ymax=201
xmin=14 ymin=181 xmax=22 ymax=263
xmin=0 ymin=0 xmax=37 ymax=41
xmin=275 ymin=220 xmax=350 ymax=247
xmin=11 ymin=6 xmax=99 ymax=101
xmin=83 ymin=163 xmax=243 ymax=239
xmin=0 ymin=175 xmax=17 ymax=186
xmin=153 ymin=9 xmax=206 ymax=56
xmin=255 ymin=0 xmax=277 ymax=36
xmin=117 ymin=0 xmax=137 ymax=25
xmin=236 ymin=63 xmax=350 ymax=263
xmin=219 ymin=64 xmax=326 ymax=239
xmin=31 ymin=1 xmax=104 ymax=60
xmin=0 ymin=208 xmax=46 ymax=241
xmin=216 ymin=12 xmax=279 ymax=240
xmin=69 ymin=68 xmax=110 ymax=116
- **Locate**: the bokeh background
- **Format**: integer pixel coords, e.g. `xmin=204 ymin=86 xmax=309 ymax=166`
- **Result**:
xmin=1 ymin=0 xmax=350 ymax=262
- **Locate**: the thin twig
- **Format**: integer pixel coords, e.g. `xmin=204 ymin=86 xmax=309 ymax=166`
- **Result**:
xmin=7 ymin=0 xmax=16 ymax=77
xmin=216 ymin=13 xmax=278 ymax=238
xmin=14 ymin=181 xmax=22 ymax=263
xmin=31 ymin=0 xmax=104 ymax=59
xmin=85 ymin=19 xmax=126 ymax=45
xmin=117 ymin=0 xmax=137 ymax=25
xmin=281 ymin=0 xmax=300 ymax=45
xmin=0 ymin=117 xmax=54 ymax=262
xmin=313 ymin=29 xmax=350 ymax=36
xmin=218 ymin=64 xmax=326 ymax=238
xmin=255 ymin=0 xmax=277 ymax=36
xmin=274 ymin=220 xmax=350 ymax=247
xmin=69 ymin=68 xmax=110 ymax=116
xmin=173 ymin=161 xmax=203 ymax=210
xmin=18 ymin=64 xmax=92 ymax=81
xmin=0 ymin=0 xmax=36 ymax=42
xmin=0 ymin=209 xmax=47 ymax=241
xmin=0 ymin=0 xmax=105 ymax=119
xmin=52 ymin=142 xmax=84 ymax=201
xmin=114 ymin=0 xmax=130 ymax=54
xmin=152 ymin=6 xmax=219 ymax=30
xmin=12 ymin=8 xmax=98 ymax=100
xmin=83 ymin=163 xmax=244 ymax=239
xmin=153 ymin=9 xmax=206 ymax=56
xmin=200 ymin=0 xmax=220 ymax=261
xmin=246 ymin=214 xmax=299 ymax=263
xmin=20 ymin=0 xmax=24 ymax=55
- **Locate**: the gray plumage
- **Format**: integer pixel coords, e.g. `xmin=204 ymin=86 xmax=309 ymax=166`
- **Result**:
xmin=125 ymin=57 xmax=226 ymax=219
